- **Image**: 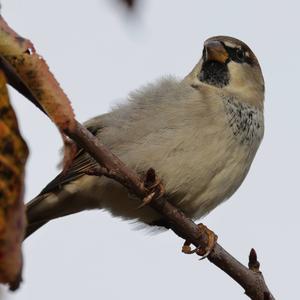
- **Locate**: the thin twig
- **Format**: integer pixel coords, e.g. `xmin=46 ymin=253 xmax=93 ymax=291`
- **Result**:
xmin=65 ymin=120 xmax=275 ymax=300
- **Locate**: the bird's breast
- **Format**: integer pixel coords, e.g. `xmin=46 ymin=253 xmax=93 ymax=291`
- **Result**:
xmin=162 ymin=95 xmax=264 ymax=219
xmin=222 ymin=95 xmax=264 ymax=147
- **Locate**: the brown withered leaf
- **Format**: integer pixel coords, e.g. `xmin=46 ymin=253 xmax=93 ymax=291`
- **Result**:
xmin=0 ymin=15 xmax=75 ymax=131
xmin=0 ymin=15 xmax=76 ymax=170
xmin=0 ymin=70 xmax=28 ymax=290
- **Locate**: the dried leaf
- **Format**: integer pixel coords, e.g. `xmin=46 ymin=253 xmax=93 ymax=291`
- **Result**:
xmin=0 ymin=16 xmax=75 ymax=131
xmin=0 ymin=70 xmax=28 ymax=290
xmin=61 ymin=135 xmax=78 ymax=173
xmin=0 ymin=15 xmax=75 ymax=170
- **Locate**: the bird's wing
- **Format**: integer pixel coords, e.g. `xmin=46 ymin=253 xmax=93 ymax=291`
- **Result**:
xmin=40 ymin=124 xmax=103 ymax=195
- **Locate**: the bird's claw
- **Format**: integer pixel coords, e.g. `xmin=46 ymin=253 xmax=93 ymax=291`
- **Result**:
xmin=138 ymin=181 xmax=165 ymax=208
xmin=138 ymin=192 xmax=156 ymax=209
xmin=138 ymin=168 xmax=165 ymax=208
xmin=181 ymin=223 xmax=218 ymax=259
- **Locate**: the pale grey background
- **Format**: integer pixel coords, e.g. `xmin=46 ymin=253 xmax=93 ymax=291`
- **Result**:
xmin=1 ymin=1 xmax=299 ymax=299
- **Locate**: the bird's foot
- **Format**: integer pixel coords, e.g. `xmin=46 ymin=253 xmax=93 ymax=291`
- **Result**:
xmin=138 ymin=168 xmax=165 ymax=208
xmin=182 ymin=223 xmax=218 ymax=259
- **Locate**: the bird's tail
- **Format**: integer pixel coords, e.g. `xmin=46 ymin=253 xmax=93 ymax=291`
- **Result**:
xmin=25 ymin=219 xmax=49 ymax=239
xmin=25 ymin=189 xmax=85 ymax=239
xmin=25 ymin=194 xmax=50 ymax=239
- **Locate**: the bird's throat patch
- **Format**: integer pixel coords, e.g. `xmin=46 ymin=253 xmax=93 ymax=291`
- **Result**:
xmin=199 ymin=61 xmax=230 ymax=88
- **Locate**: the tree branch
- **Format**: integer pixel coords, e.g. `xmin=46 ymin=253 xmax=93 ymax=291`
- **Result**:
xmin=65 ymin=121 xmax=275 ymax=300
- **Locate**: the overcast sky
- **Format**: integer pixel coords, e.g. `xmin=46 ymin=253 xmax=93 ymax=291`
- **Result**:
xmin=1 ymin=1 xmax=299 ymax=299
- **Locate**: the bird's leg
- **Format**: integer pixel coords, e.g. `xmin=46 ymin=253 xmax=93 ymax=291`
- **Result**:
xmin=182 ymin=223 xmax=218 ymax=259
xmin=87 ymin=166 xmax=164 ymax=208
xmin=138 ymin=168 xmax=165 ymax=208
xmin=143 ymin=168 xmax=165 ymax=194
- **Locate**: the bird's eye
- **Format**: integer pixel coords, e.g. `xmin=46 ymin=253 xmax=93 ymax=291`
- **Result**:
xmin=235 ymin=48 xmax=245 ymax=62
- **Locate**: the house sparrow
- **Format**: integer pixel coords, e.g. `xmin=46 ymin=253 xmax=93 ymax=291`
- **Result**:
xmin=25 ymin=36 xmax=264 ymax=238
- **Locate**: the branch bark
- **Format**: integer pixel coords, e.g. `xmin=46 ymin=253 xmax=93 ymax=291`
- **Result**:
xmin=65 ymin=121 xmax=275 ymax=300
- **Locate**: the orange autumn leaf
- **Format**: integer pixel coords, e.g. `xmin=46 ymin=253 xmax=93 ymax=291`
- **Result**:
xmin=0 ymin=70 xmax=28 ymax=290
xmin=0 ymin=15 xmax=75 ymax=131
xmin=0 ymin=15 xmax=76 ymax=170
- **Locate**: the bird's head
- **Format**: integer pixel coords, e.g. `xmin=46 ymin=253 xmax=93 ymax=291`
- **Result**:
xmin=185 ymin=36 xmax=265 ymax=108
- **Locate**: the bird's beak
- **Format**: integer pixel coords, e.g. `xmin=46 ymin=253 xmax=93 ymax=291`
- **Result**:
xmin=203 ymin=40 xmax=228 ymax=64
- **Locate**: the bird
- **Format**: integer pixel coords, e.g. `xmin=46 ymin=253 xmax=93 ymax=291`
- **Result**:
xmin=25 ymin=36 xmax=265 ymax=239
